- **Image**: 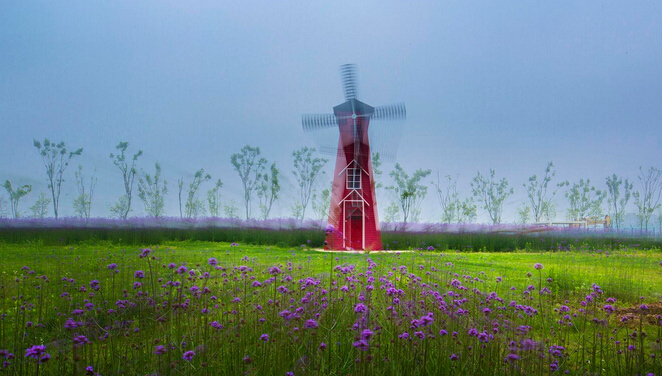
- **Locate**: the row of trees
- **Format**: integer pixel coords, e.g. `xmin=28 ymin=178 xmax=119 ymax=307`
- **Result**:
xmin=1 ymin=140 xmax=661 ymax=230
xmin=0 ymin=140 xmax=333 ymax=222
xmin=427 ymin=162 xmax=662 ymax=231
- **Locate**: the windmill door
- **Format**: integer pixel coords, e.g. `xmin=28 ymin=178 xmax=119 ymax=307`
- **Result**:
xmin=344 ymin=201 xmax=364 ymax=250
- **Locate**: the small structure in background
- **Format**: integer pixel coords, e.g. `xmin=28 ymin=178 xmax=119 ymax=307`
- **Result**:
xmin=527 ymin=214 xmax=611 ymax=232
xmin=302 ymin=65 xmax=406 ymax=250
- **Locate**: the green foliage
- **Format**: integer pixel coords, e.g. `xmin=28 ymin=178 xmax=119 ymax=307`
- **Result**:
xmin=311 ymin=187 xmax=331 ymax=221
xmin=431 ymin=173 xmax=477 ymax=223
xmin=471 ymin=168 xmax=513 ymax=224
xmin=223 ymin=199 xmax=239 ymax=219
xmin=73 ymin=165 xmax=97 ymax=219
xmin=564 ymin=178 xmax=606 ymax=221
xmin=633 ymin=166 xmax=662 ymax=231
xmin=110 ymin=195 xmax=130 ymax=219
xmin=110 ymin=141 xmax=142 ymax=220
xmin=3 ymin=180 xmax=32 ymax=218
xmin=206 ymin=179 xmax=223 ymax=218
xmin=291 ymin=146 xmax=327 ymax=221
xmin=517 ymin=205 xmax=531 ymax=224
xmin=0 ymin=195 xmax=6 ymax=218
xmin=371 ymin=152 xmax=383 ymax=189
xmin=386 ymin=163 xmax=431 ymax=225
xmin=138 ymin=163 xmax=168 ymax=218
xmin=231 ymin=145 xmax=267 ymax=220
xmin=33 ymin=138 xmax=83 ymax=218
xmin=606 ymin=174 xmax=633 ymax=230
xmin=383 ymin=202 xmax=400 ymax=224
xmin=523 ymin=161 xmax=566 ymax=222
xmin=29 ymin=192 xmax=51 ymax=219
xmin=184 ymin=169 xmax=211 ymax=218
xmin=257 ymin=162 xmax=280 ymax=220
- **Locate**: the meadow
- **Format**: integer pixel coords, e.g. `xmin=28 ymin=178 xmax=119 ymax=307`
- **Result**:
xmin=1 ymin=235 xmax=661 ymax=375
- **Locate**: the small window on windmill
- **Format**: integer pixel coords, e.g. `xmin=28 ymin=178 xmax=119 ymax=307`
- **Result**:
xmin=346 ymin=168 xmax=361 ymax=189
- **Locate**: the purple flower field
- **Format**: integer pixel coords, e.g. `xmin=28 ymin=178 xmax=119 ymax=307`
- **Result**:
xmin=1 ymin=241 xmax=661 ymax=375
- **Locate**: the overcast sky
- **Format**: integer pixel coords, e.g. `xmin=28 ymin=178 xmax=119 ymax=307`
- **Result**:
xmin=1 ymin=1 xmax=661 ymax=223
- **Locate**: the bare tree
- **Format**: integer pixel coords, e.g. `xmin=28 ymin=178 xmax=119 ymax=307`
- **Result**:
xmin=292 ymin=147 xmax=327 ymax=221
xmin=73 ymin=165 xmax=97 ymax=219
xmin=3 ymin=180 xmax=32 ymax=219
xmin=471 ymin=169 xmax=513 ymax=225
xmin=231 ymin=145 xmax=267 ymax=220
xmin=633 ymin=166 xmax=662 ymax=231
xmin=110 ymin=141 xmax=142 ymax=219
xmin=523 ymin=162 xmax=567 ymax=222
xmin=564 ymin=179 xmax=606 ymax=221
xmin=138 ymin=163 xmax=168 ymax=218
xmin=33 ymin=138 xmax=83 ymax=219
xmin=386 ymin=163 xmax=431 ymax=225
xmin=605 ymin=174 xmax=633 ymax=230
xmin=257 ymin=162 xmax=280 ymax=220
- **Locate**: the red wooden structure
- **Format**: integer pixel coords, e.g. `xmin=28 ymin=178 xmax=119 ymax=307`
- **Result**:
xmin=302 ymin=65 xmax=406 ymax=250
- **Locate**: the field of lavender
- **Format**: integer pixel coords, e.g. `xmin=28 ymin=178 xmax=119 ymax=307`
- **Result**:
xmin=1 ymin=240 xmax=662 ymax=376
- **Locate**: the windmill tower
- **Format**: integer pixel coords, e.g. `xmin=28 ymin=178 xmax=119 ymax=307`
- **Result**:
xmin=302 ymin=64 xmax=406 ymax=250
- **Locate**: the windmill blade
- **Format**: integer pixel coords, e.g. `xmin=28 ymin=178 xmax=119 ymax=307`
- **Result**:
xmin=302 ymin=113 xmax=338 ymax=131
xmin=372 ymin=103 xmax=406 ymax=121
xmin=340 ymin=64 xmax=358 ymax=101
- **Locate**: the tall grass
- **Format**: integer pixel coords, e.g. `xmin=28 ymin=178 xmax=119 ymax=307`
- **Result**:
xmin=1 ymin=217 xmax=661 ymax=251
xmin=0 ymin=242 xmax=661 ymax=375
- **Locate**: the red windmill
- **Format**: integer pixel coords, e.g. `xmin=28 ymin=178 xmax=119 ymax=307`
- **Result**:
xmin=302 ymin=64 xmax=406 ymax=250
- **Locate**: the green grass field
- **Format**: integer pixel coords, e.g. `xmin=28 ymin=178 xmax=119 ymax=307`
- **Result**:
xmin=1 ymin=240 xmax=661 ymax=375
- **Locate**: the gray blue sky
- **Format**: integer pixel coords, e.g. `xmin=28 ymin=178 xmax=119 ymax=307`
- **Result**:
xmin=1 ymin=1 xmax=661 ymax=222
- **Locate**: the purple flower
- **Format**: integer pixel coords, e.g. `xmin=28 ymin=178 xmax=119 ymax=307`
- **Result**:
xmin=89 ymin=280 xmax=100 ymax=290
xmin=139 ymin=248 xmax=151 ymax=258
xmin=354 ymin=303 xmax=367 ymax=313
xmin=318 ymin=342 xmax=327 ymax=351
xmin=361 ymin=329 xmax=374 ymax=340
xmin=260 ymin=334 xmax=269 ymax=342
xmin=504 ymin=353 xmax=519 ymax=363
xmin=534 ymin=263 xmax=544 ymax=270
xmin=154 ymin=345 xmax=167 ymax=355
xmin=208 ymin=258 xmax=218 ymax=266
xmin=25 ymin=345 xmax=46 ymax=359
xmin=414 ymin=331 xmax=425 ymax=340
xmin=305 ymin=319 xmax=319 ymax=329
xmin=183 ymin=350 xmax=195 ymax=361
xmin=134 ymin=270 xmax=144 ymax=279
xmin=73 ymin=335 xmax=91 ymax=348
xmin=85 ymin=365 xmax=95 ymax=375
xmin=450 ymin=354 xmax=458 ymax=361
xmin=107 ymin=263 xmax=117 ymax=270
xmin=352 ymin=340 xmax=369 ymax=351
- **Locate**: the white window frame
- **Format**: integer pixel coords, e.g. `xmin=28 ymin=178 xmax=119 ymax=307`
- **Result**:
xmin=346 ymin=168 xmax=361 ymax=189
